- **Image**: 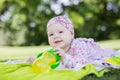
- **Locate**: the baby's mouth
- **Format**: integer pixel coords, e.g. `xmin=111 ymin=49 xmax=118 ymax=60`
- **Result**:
xmin=54 ymin=40 xmax=63 ymax=44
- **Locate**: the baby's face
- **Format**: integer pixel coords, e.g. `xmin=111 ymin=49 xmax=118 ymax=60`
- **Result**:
xmin=47 ymin=23 xmax=74 ymax=51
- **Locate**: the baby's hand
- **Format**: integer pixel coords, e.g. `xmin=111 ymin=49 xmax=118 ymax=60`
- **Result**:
xmin=53 ymin=47 xmax=66 ymax=64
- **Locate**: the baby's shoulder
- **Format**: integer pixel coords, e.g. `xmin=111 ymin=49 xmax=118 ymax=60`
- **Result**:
xmin=72 ymin=37 xmax=99 ymax=48
xmin=74 ymin=37 xmax=95 ymax=42
xmin=72 ymin=37 xmax=99 ymax=46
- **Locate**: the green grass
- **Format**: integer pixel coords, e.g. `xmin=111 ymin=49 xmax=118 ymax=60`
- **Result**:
xmin=82 ymin=68 xmax=120 ymax=80
xmin=0 ymin=46 xmax=51 ymax=62
xmin=0 ymin=39 xmax=120 ymax=62
xmin=98 ymin=39 xmax=120 ymax=50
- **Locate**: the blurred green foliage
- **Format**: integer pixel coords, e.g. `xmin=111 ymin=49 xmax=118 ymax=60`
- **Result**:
xmin=0 ymin=0 xmax=120 ymax=46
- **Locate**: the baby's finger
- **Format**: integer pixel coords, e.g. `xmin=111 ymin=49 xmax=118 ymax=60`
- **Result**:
xmin=55 ymin=50 xmax=61 ymax=55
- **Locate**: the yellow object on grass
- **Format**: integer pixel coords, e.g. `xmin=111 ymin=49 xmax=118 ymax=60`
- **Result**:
xmin=32 ymin=49 xmax=60 ymax=74
xmin=105 ymin=55 xmax=120 ymax=66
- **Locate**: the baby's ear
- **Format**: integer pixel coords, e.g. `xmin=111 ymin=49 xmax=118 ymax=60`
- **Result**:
xmin=71 ymin=32 xmax=74 ymax=38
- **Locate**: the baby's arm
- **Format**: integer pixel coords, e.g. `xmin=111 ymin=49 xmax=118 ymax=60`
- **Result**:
xmin=53 ymin=47 xmax=66 ymax=64
xmin=26 ymin=57 xmax=36 ymax=64
xmin=26 ymin=52 xmax=44 ymax=64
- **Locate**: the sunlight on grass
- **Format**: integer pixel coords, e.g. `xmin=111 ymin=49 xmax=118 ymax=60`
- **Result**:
xmin=0 ymin=39 xmax=120 ymax=62
xmin=98 ymin=39 xmax=120 ymax=50
xmin=0 ymin=46 xmax=51 ymax=61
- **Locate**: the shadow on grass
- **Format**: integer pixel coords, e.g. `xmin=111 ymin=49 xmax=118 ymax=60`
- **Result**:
xmin=82 ymin=68 xmax=120 ymax=80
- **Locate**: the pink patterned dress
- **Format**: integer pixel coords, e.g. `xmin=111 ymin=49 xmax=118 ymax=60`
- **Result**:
xmin=56 ymin=38 xmax=120 ymax=71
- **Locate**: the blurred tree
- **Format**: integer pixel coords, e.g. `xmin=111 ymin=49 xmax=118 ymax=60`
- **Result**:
xmin=0 ymin=0 xmax=55 ymax=46
xmin=0 ymin=0 xmax=120 ymax=46
xmin=66 ymin=0 xmax=120 ymax=40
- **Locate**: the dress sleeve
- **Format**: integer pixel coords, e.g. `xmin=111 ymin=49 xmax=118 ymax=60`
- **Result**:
xmin=85 ymin=39 xmax=120 ymax=70
xmin=86 ymin=38 xmax=119 ymax=60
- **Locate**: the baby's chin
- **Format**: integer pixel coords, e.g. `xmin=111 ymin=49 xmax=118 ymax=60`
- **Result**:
xmin=52 ymin=45 xmax=64 ymax=49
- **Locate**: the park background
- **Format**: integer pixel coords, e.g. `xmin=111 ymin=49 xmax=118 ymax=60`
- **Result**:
xmin=0 ymin=0 xmax=120 ymax=62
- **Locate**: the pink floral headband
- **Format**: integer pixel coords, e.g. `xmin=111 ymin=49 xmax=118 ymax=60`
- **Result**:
xmin=47 ymin=16 xmax=74 ymax=35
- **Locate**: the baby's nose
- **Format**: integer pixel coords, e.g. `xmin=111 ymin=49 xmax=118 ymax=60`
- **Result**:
xmin=53 ymin=34 xmax=59 ymax=38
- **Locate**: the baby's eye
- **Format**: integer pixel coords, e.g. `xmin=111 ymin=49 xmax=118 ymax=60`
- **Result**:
xmin=49 ymin=33 xmax=53 ymax=36
xmin=59 ymin=31 xmax=63 ymax=33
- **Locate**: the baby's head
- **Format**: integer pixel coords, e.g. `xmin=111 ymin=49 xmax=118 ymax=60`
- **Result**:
xmin=47 ymin=16 xmax=74 ymax=36
xmin=47 ymin=16 xmax=74 ymax=52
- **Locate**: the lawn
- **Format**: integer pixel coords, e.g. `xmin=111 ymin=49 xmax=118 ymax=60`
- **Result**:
xmin=0 ymin=46 xmax=51 ymax=62
xmin=98 ymin=39 xmax=120 ymax=50
xmin=0 ymin=39 xmax=120 ymax=62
